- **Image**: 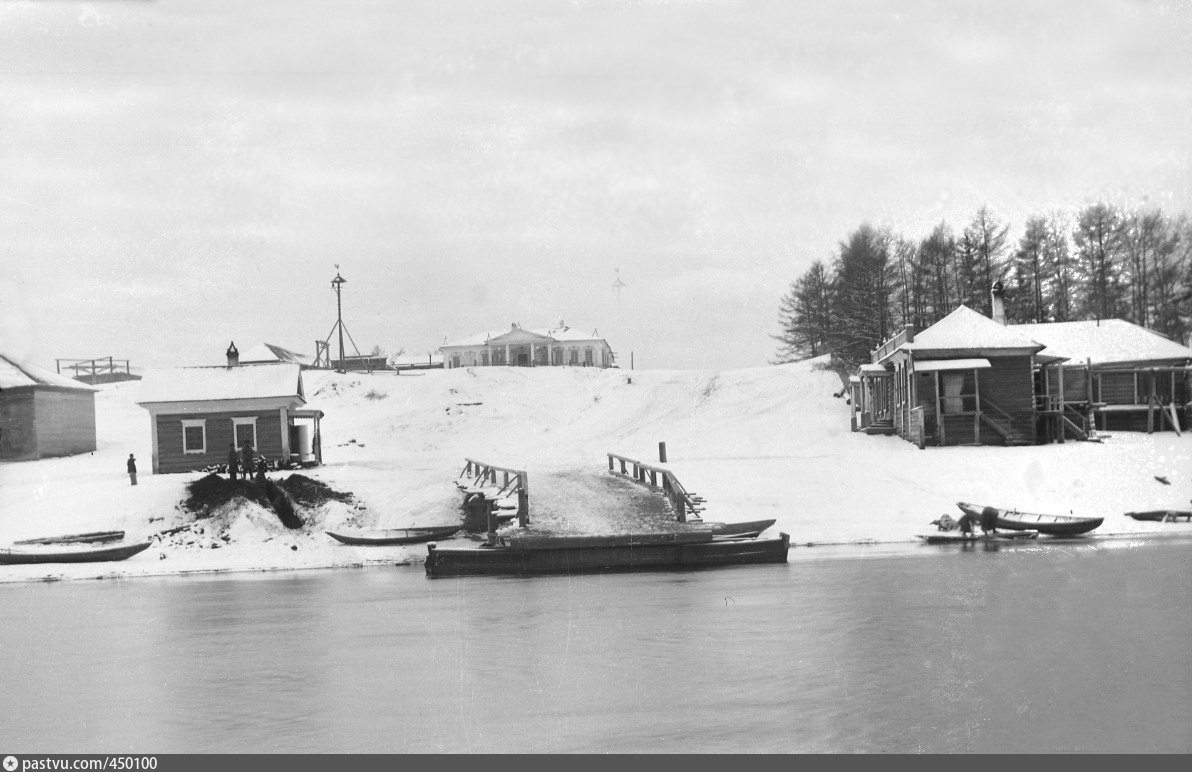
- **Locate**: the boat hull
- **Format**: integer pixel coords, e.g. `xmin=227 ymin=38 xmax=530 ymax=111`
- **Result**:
xmin=0 ymin=541 xmax=152 ymax=565
xmin=425 ymin=532 xmax=791 ymax=577
xmin=1125 ymin=510 xmax=1192 ymax=522
xmin=326 ymin=526 xmax=462 ymax=546
xmin=918 ymin=530 xmax=1038 ymax=544
xmin=13 ymin=530 xmax=125 ymax=546
xmin=957 ymin=502 xmax=1103 ymax=536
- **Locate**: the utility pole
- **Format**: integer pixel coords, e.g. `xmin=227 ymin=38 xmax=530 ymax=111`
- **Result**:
xmin=331 ymin=267 xmax=347 ymax=367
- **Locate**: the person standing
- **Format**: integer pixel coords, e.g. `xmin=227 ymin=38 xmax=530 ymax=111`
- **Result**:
xmin=227 ymin=443 xmax=240 ymax=481
xmin=241 ymin=443 xmax=254 ymax=481
xmin=127 ymin=453 xmax=138 ymax=486
xmin=980 ymin=506 xmax=999 ymax=535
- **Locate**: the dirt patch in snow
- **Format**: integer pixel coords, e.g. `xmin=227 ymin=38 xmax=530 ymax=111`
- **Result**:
xmin=277 ymin=474 xmax=355 ymax=507
xmin=184 ymin=474 xmax=272 ymax=518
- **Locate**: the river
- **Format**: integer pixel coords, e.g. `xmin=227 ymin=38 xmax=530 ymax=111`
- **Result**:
xmin=1 ymin=535 xmax=1189 ymax=753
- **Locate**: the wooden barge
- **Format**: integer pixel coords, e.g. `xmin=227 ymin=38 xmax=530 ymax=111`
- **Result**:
xmin=424 ymin=529 xmax=790 ymax=578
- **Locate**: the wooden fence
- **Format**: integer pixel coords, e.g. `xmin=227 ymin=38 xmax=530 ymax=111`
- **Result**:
xmin=457 ymin=458 xmax=529 ymax=526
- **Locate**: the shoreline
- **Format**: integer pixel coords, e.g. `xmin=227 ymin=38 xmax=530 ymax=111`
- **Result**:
xmin=3 ymin=528 xmax=1190 ymax=586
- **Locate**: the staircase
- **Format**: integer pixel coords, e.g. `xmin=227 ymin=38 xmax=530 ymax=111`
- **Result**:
xmin=864 ymin=418 xmax=895 ymax=435
xmin=979 ymin=401 xmax=1034 ymax=446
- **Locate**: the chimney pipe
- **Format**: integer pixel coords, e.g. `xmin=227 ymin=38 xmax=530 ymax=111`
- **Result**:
xmin=226 ymin=341 xmax=240 ymax=367
xmin=990 ymin=281 xmax=1007 ymax=326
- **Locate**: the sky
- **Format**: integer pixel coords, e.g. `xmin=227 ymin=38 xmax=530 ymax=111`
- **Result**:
xmin=1 ymin=0 xmax=1190 ymax=371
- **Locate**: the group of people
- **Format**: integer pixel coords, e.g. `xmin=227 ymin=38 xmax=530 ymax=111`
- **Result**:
xmin=933 ymin=507 xmax=999 ymax=536
xmin=227 ymin=443 xmax=267 ymax=482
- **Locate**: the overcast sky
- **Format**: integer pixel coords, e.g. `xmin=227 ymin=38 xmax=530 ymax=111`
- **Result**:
xmin=2 ymin=0 xmax=1189 ymax=371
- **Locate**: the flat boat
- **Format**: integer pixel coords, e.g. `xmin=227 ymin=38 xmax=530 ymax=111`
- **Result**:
xmin=13 ymin=530 xmax=125 ymax=546
xmin=1124 ymin=510 xmax=1192 ymax=522
xmin=424 ymin=529 xmax=790 ymax=577
xmin=917 ymin=530 xmax=1039 ymax=544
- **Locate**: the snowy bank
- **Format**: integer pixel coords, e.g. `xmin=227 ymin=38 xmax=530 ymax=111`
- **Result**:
xmin=1 ymin=358 xmax=1190 ymax=583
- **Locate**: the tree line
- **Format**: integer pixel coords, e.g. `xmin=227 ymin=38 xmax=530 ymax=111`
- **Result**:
xmin=773 ymin=204 xmax=1192 ymax=372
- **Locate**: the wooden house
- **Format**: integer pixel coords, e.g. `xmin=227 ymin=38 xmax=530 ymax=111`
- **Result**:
xmin=854 ymin=306 xmax=1045 ymax=447
xmin=440 ymin=322 xmax=615 ymax=369
xmin=0 ymin=354 xmax=99 ymax=461
xmin=136 ymin=363 xmax=324 ymax=474
xmin=1009 ymin=319 xmax=1192 ymax=436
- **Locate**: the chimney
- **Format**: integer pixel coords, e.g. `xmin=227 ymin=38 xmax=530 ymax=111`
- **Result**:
xmin=226 ymin=341 xmax=240 ymax=367
xmin=990 ymin=281 xmax=1007 ymax=325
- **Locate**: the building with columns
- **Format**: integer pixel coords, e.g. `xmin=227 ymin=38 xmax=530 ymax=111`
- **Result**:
xmin=440 ymin=322 xmax=615 ymax=369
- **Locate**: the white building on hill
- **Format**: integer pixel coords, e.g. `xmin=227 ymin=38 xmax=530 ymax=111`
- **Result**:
xmin=440 ymin=322 xmax=615 ymax=369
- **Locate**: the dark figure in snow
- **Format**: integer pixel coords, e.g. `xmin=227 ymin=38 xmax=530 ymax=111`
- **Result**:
xmin=127 ymin=453 xmax=138 ymax=486
xmin=254 ymin=455 xmax=268 ymax=482
xmin=241 ymin=444 xmax=254 ymax=480
xmin=227 ymin=444 xmax=240 ymax=481
xmin=980 ymin=506 xmax=999 ymax=535
xmin=957 ymin=511 xmax=977 ymax=536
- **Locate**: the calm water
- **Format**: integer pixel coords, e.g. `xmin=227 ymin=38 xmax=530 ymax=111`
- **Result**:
xmin=1 ymin=536 xmax=1189 ymax=753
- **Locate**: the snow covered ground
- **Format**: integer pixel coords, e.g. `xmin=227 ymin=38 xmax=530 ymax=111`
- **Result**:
xmin=2 ymin=357 xmax=1190 ymax=583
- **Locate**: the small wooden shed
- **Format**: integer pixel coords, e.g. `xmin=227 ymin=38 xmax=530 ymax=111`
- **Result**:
xmin=0 ymin=354 xmax=99 ymax=461
xmin=136 ymin=363 xmax=324 ymax=474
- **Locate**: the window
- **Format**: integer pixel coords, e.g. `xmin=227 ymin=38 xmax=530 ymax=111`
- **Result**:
xmin=233 ymin=417 xmax=257 ymax=451
xmin=569 ymin=348 xmax=578 ymax=365
xmin=584 ymin=348 xmax=594 ymax=365
xmin=481 ymin=351 xmax=489 ymax=366
xmin=942 ymin=374 xmax=964 ymax=414
xmin=182 ymin=419 xmax=207 ymax=454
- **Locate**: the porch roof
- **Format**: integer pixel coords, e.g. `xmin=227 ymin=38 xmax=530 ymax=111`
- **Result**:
xmin=914 ymin=358 xmax=991 ymax=373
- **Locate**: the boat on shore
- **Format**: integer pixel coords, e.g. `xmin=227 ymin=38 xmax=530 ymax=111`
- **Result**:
xmin=0 ymin=541 xmax=152 ymax=566
xmin=12 ymin=530 xmax=125 ymax=546
xmin=326 ymin=525 xmax=463 ymax=546
xmin=917 ymin=530 xmax=1039 ymax=544
xmin=1125 ymin=510 xmax=1192 ymax=522
xmin=424 ymin=529 xmax=790 ymax=577
xmin=956 ymin=502 xmax=1103 ymax=536
xmin=697 ymin=519 xmax=777 ymax=538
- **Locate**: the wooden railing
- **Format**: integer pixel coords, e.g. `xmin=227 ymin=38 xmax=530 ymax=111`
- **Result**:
xmin=606 ymin=453 xmax=704 ymax=522
xmin=456 ymin=458 xmax=529 ymax=526
xmin=870 ymin=324 xmax=915 ymax=364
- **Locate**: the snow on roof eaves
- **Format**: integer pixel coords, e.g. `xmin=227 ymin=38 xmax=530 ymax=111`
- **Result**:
xmin=0 ymin=355 xmax=100 ymax=391
xmin=905 ymin=305 xmax=1044 ymax=353
xmin=137 ymin=363 xmax=304 ymax=404
xmin=1008 ymin=319 xmax=1192 ymax=365
xmin=240 ymin=342 xmax=314 ymax=366
xmin=442 ymin=326 xmax=608 ymax=348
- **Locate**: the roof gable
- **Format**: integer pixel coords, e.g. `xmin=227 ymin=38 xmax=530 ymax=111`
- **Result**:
xmin=1008 ymin=319 xmax=1192 ymax=365
xmin=908 ymin=306 xmax=1044 ymax=353
xmin=488 ymin=327 xmax=554 ymax=345
xmin=0 ymin=355 xmax=100 ymax=391
xmin=240 ymin=342 xmax=314 ymax=366
xmin=137 ymin=363 xmax=304 ymax=404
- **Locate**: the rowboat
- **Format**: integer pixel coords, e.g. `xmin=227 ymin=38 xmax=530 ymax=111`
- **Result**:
xmin=1125 ymin=510 xmax=1192 ymax=522
xmin=0 ymin=541 xmax=152 ymax=565
xmin=702 ymin=519 xmax=777 ymax=539
xmin=13 ymin=530 xmax=125 ymax=546
xmin=956 ymin=502 xmax=1103 ymax=536
xmin=424 ymin=530 xmax=790 ymax=577
xmin=917 ymin=530 xmax=1039 ymax=544
xmin=326 ymin=525 xmax=463 ymax=546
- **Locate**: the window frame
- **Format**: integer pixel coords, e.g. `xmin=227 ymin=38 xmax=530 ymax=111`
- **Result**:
xmin=233 ymin=417 xmax=258 ymax=452
xmin=182 ymin=419 xmax=207 ymax=454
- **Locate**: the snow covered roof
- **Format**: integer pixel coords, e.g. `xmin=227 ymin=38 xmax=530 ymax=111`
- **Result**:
xmin=239 ymin=342 xmax=314 ymax=367
xmin=137 ymin=363 xmax=305 ymax=404
xmin=915 ymin=358 xmax=992 ymax=373
xmin=902 ymin=305 xmax=1044 ymax=355
xmin=389 ymin=352 xmax=444 ymax=367
xmin=442 ymin=324 xmax=608 ymax=348
xmin=0 ymin=354 xmax=100 ymax=391
xmin=1008 ymin=319 xmax=1192 ymax=366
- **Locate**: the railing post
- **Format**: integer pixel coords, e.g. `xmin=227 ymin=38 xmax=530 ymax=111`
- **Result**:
xmin=517 ymin=472 xmax=529 ymax=527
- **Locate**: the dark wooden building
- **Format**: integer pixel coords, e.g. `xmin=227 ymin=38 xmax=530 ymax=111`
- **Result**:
xmin=852 ymin=306 xmax=1044 ymax=447
xmin=136 ymin=363 xmax=324 ymax=474
xmin=1010 ymin=319 xmax=1192 ymax=436
xmin=0 ymin=354 xmax=99 ymax=461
